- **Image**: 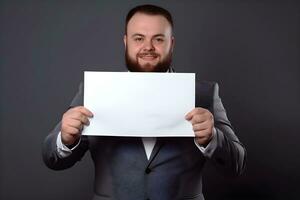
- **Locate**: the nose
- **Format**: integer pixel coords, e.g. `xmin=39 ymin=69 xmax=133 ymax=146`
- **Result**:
xmin=142 ymin=39 xmax=155 ymax=51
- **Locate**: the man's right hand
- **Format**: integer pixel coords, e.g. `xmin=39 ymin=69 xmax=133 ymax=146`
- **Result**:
xmin=61 ymin=106 xmax=93 ymax=146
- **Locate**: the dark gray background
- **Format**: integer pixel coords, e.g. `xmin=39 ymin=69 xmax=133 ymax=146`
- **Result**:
xmin=1 ymin=0 xmax=299 ymax=199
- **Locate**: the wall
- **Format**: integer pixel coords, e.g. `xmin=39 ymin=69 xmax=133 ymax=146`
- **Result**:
xmin=1 ymin=1 xmax=299 ymax=199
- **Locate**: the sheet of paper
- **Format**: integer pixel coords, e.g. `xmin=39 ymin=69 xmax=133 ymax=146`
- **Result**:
xmin=82 ymin=71 xmax=195 ymax=137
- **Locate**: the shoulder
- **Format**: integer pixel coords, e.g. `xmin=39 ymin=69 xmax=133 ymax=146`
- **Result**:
xmin=195 ymin=80 xmax=219 ymax=108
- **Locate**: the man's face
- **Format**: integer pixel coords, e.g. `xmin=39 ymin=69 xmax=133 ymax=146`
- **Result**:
xmin=124 ymin=13 xmax=175 ymax=72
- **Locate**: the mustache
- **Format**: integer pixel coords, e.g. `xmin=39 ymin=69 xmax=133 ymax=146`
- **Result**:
xmin=137 ymin=52 xmax=159 ymax=57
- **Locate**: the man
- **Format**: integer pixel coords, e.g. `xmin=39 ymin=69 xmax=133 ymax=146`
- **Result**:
xmin=43 ymin=4 xmax=246 ymax=200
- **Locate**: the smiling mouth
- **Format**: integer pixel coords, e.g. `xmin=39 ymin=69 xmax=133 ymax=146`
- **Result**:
xmin=141 ymin=56 xmax=156 ymax=60
xmin=139 ymin=54 xmax=158 ymax=61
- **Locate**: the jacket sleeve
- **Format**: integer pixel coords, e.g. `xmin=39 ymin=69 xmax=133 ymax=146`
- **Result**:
xmin=42 ymin=82 xmax=89 ymax=170
xmin=208 ymin=83 xmax=246 ymax=176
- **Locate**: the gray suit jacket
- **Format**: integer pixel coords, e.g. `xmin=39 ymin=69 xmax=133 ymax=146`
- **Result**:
xmin=42 ymin=81 xmax=246 ymax=200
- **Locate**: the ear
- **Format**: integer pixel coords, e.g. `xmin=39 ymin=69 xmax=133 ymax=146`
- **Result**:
xmin=123 ymin=35 xmax=127 ymax=49
xmin=171 ymin=36 xmax=175 ymax=52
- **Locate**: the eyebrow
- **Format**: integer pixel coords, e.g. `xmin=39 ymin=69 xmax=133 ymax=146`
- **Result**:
xmin=153 ymin=34 xmax=166 ymax=38
xmin=131 ymin=33 xmax=166 ymax=38
xmin=131 ymin=33 xmax=144 ymax=38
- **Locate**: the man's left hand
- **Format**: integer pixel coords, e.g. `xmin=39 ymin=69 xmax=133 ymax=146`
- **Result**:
xmin=185 ymin=107 xmax=214 ymax=146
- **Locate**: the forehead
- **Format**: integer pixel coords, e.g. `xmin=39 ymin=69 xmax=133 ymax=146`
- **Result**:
xmin=127 ymin=13 xmax=172 ymax=36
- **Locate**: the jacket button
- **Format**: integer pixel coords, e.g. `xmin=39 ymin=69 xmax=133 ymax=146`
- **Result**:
xmin=145 ymin=168 xmax=152 ymax=174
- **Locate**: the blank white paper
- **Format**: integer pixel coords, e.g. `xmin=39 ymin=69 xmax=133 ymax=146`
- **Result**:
xmin=82 ymin=71 xmax=195 ymax=137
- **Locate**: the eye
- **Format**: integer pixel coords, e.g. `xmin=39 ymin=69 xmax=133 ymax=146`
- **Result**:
xmin=134 ymin=37 xmax=144 ymax=42
xmin=154 ymin=37 xmax=164 ymax=43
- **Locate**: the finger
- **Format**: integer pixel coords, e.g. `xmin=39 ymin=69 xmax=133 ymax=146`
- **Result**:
xmin=69 ymin=112 xmax=90 ymax=125
xmin=195 ymin=134 xmax=208 ymax=140
xmin=66 ymin=119 xmax=83 ymax=130
xmin=82 ymin=118 xmax=90 ymax=126
xmin=192 ymin=121 xmax=210 ymax=132
xmin=195 ymin=129 xmax=213 ymax=140
xmin=190 ymin=114 xmax=207 ymax=125
xmin=185 ymin=108 xmax=196 ymax=120
xmin=76 ymin=106 xmax=94 ymax=118
xmin=195 ymin=136 xmax=210 ymax=145
xmin=194 ymin=130 xmax=208 ymax=138
xmin=64 ymin=110 xmax=81 ymax=120
xmin=63 ymin=126 xmax=80 ymax=135
xmin=77 ymin=115 xmax=90 ymax=125
xmin=185 ymin=107 xmax=206 ymax=120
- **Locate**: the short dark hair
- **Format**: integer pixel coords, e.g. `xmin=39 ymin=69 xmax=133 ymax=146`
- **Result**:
xmin=125 ymin=4 xmax=173 ymax=34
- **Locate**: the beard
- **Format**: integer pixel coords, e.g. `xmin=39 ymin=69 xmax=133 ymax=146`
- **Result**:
xmin=125 ymin=47 xmax=172 ymax=72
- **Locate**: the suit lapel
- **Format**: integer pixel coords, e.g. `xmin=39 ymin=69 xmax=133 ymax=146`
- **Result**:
xmin=135 ymin=138 xmax=150 ymax=164
xmin=146 ymin=138 xmax=165 ymax=168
